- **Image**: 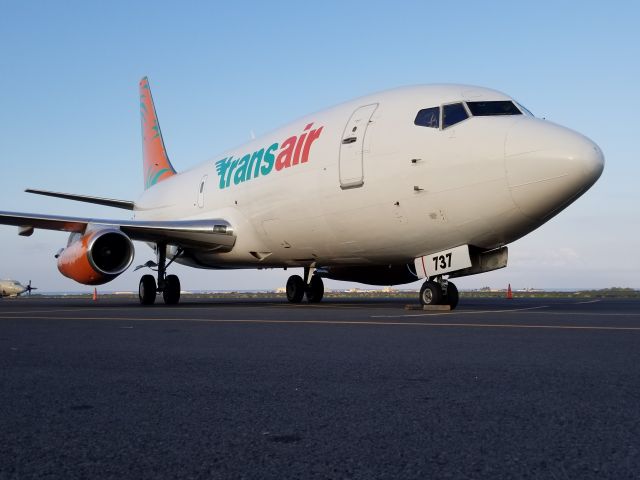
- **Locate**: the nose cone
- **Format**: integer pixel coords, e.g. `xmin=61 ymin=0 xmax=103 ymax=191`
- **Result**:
xmin=505 ymin=119 xmax=604 ymax=221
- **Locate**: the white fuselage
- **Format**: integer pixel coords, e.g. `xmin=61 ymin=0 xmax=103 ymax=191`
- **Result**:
xmin=0 ymin=280 xmax=27 ymax=297
xmin=133 ymin=84 xmax=604 ymax=271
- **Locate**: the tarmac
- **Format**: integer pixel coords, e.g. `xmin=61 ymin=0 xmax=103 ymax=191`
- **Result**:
xmin=1 ymin=295 xmax=639 ymax=479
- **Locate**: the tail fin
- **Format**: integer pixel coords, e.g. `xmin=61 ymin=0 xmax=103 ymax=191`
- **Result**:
xmin=139 ymin=77 xmax=177 ymax=189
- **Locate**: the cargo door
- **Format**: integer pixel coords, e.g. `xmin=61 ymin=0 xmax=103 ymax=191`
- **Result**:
xmin=339 ymin=103 xmax=378 ymax=189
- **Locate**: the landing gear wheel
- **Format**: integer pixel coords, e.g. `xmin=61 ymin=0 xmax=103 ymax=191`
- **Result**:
xmin=419 ymin=281 xmax=442 ymax=306
xmin=139 ymin=275 xmax=157 ymax=305
xmin=162 ymin=274 xmax=181 ymax=305
xmin=286 ymin=275 xmax=305 ymax=303
xmin=306 ymin=276 xmax=324 ymax=303
xmin=443 ymin=282 xmax=459 ymax=310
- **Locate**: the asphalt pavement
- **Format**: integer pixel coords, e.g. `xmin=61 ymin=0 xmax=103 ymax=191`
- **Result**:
xmin=1 ymin=296 xmax=639 ymax=479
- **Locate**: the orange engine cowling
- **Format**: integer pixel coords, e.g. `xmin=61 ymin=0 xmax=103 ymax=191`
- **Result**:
xmin=57 ymin=229 xmax=135 ymax=285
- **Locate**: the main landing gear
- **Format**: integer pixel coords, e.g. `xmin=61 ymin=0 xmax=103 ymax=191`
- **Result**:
xmin=286 ymin=267 xmax=324 ymax=304
xmin=419 ymin=277 xmax=459 ymax=309
xmin=138 ymin=243 xmax=182 ymax=306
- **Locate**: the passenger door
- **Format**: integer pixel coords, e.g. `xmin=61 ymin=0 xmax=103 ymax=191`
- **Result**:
xmin=339 ymin=103 xmax=378 ymax=189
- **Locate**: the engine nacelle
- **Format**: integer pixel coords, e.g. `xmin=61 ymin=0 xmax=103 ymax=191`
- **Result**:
xmin=57 ymin=229 xmax=135 ymax=285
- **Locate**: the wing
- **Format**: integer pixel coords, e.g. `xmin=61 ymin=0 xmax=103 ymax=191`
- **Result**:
xmin=25 ymin=189 xmax=135 ymax=210
xmin=0 ymin=211 xmax=236 ymax=251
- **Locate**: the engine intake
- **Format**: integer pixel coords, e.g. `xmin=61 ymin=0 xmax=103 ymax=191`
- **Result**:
xmin=57 ymin=229 xmax=135 ymax=285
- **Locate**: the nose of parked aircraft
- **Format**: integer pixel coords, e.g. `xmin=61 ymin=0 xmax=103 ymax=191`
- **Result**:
xmin=505 ymin=119 xmax=604 ymax=221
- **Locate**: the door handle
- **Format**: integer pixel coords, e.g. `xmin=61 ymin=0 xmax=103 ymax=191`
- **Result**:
xmin=342 ymin=137 xmax=357 ymax=144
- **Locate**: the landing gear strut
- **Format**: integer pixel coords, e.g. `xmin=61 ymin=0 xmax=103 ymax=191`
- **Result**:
xmin=286 ymin=267 xmax=324 ymax=304
xmin=419 ymin=277 xmax=458 ymax=309
xmin=138 ymin=243 xmax=182 ymax=306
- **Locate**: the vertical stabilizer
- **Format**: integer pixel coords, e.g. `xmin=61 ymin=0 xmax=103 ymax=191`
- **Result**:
xmin=139 ymin=77 xmax=177 ymax=189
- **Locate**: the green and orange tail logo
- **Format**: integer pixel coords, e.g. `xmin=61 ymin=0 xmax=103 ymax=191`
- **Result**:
xmin=139 ymin=77 xmax=176 ymax=189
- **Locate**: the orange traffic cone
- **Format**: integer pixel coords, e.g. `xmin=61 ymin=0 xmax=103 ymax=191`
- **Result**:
xmin=506 ymin=284 xmax=513 ymax=299
xmin=92 ymin=288 xmax=98 ymax=301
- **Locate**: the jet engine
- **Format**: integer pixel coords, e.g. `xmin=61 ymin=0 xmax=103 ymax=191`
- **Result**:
xmin=57 ymin=229 xmax=135 ymax=285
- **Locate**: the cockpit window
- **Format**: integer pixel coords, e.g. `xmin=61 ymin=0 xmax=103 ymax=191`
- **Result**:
xmin=466 ymin=101 xmax=522 ymax=116
xmin=414 ymin=107 xmax=440 ymax=128
xmin=515 ymin=101 xmax=534 ymax=117
xmin=442 ymin=103 xmax=469 ymax=128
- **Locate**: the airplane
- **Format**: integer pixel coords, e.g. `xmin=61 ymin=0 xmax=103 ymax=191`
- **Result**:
xmin=0 ymin=78 xmax=604 ymax=309
xmin=0 ymin=279 xmax=36 ymax=297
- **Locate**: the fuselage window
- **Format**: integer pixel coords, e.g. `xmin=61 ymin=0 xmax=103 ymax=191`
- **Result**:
xmin=466 ymin=101 xmax=522 ymax=116
xmin=442 ymin=103 xmax=469 ymax=129
xmin=414 ymin=107 xmax=440 ymax=128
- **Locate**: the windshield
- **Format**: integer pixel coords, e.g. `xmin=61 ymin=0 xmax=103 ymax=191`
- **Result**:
xmin=442 ymin=103 xmax=469 ymax=128
xmin=414 ymin=107 xmax=440 ymax=128
xmin=514 ymin=101 xmax=535 ymax=117
xmin=466 ymin=101 xmax=522 ymax=116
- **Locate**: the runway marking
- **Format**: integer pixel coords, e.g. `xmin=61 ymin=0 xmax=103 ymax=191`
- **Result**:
xmin=575 ymin=299 xmax=601 ymax=304
xmin=2 ymin=305 xmax=640 ymax=320
xmin=0 ymin=308 xmax=99 ymax=315
xmin=3 ymin=305 xmax=640 ymax=319
xmin=1 ymin=314 xmax=640 ymax=331
xmin=0 ymin=303 xmax=392 ymax=315
xmin=514 ymin=311 xmax=640 ymax=317
xmin=371 ymin=306 xmax=550 ymax=318
xmin=0 ymin=305 xmax=300 ymax=315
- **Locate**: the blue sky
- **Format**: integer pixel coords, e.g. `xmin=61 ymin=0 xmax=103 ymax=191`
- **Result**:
xmin=0 ymin=0 xmax=638 ymax=292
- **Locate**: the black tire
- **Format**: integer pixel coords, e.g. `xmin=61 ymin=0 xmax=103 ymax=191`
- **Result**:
xmin=419 ymin=281 xmax=442 ymax=306
xmin=444 ymin=282 xmax=459 ymax=310
xmin=139 ymin=275 xmax=157 ymax=305
xmin=306 ymin=276 xmax=324 ymax=303
xmin=163 ymin=274 xmax=181 ymax=305
xmin=286 ymin=275 xmax=305 ymax=303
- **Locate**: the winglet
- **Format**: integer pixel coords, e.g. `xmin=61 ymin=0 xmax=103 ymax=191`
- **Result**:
xmin=139 ymin=77 xmax=177 ymax=189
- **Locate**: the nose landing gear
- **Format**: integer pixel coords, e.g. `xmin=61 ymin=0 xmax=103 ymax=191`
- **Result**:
xmin=419 ymin=277 xmax=458 ymax=309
